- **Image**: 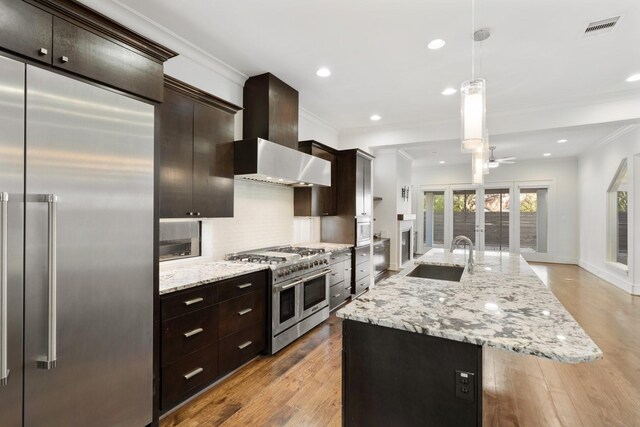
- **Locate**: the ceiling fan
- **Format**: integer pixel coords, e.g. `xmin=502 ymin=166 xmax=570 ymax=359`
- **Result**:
xmin=487 ymin=146 xmax=516 ymax=169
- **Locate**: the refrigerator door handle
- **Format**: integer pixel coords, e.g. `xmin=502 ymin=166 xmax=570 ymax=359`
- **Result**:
xmin=36 ymin=194 xmax=58 ymax=370
xmin=0 ymin=192 xmax=8 ymax=385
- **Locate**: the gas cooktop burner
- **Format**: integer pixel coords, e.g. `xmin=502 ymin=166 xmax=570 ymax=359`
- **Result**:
xmin=271 ymin=246 xmax=326 ymax=257
xmin=226 ymin=254 xmax=289 ymax=265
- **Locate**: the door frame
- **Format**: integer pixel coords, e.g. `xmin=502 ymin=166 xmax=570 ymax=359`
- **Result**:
xmin=479 ymin=182 xmax=515 ymax=253
xmin=450 ymin=184 xmax=480 ymax=250
xmin=417 ymin=185 xmax=450 ymax=253
xmin=514 ymin=180 xmax=555 ymax=263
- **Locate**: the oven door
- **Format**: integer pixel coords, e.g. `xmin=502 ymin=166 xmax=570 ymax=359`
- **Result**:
xmin=273 ymin=278 xmax=301 ymax=335
xmin=300 ymin=268 xmax=331 ymax=320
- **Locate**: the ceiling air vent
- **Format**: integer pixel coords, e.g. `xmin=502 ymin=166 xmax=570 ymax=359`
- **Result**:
xmin=584 ymin=16 xmax=620 ymax=36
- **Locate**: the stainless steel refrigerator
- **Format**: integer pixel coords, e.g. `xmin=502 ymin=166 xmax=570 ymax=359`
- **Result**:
xmin=0 ymin=54 xmax=154 ymax=426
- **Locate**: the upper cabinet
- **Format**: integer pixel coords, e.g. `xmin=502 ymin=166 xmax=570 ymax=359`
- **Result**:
xmin=294 ymin=141 xmax=337 ymax=217
xmin=158 ymin=76 xmax=241 ymax=219
xmin=243 ymin=73 xmax=299 ymax=149
xmin=0 ymin=0 xmax=176 ymax=102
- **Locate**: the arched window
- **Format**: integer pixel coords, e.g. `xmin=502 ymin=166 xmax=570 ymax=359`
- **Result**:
xmin=607 ymin=159 xmax=628 ymax=267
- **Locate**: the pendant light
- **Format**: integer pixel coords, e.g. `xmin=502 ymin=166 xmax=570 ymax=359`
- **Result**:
xmin=461 ymin=0 xmax=487 ymax=154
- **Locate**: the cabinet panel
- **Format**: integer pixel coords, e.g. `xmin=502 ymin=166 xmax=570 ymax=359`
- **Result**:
xmin=355 ymin=155 xmax=365 ymax=216
xmin=161 ymin=344 xmax=218 ymax=410
xmin=52 ymin=17 xmax=163 ymax=101
xmin=218 ymin=271 xmax=266 ymax=302
xmin=193 ymin=103 xmax=234 ymax=218
xmin=329 ymin=261 xmax=345 ymax=286
xmin=218 ymin=291 xmax=263 ymax=339
xmin=158 ymin=89 xmax=194 ymax=218
xmin=355 ymin=261 xmax=370 ymax=283
xmin=363 ymin=156 xmax=372 ymax=216
xmin=219 ymin=324 xmax=265 ymax=375
xmin=0 ymin=0 xmax=52 ymax=63
xmin=161 ymin=306 xmax=218 ymax=366
xmin=161 ymin=283 xmax=217 ymax=321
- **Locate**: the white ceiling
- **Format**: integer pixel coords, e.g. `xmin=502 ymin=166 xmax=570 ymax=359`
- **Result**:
xmin=393 ymin=122 xmax=639 ymax=167
xmin=115 ymin=0 xmax=640 ymax=132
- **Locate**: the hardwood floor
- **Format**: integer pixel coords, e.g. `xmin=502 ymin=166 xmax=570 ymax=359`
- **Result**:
xmin=161 ymin=264 xmax=640 ymax=427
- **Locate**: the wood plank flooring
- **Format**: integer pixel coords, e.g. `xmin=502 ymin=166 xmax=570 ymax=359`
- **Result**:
xmin=161 ymin=264 xmax=640 ymax=427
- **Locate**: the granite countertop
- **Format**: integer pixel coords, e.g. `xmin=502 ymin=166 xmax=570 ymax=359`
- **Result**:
xmin=159 ymin=261 xmax=270 ymax=295
xmin=292 ymin=242 xmax=354 ymax=252
xmin=337 ymin=249 xmax=603 ymax=364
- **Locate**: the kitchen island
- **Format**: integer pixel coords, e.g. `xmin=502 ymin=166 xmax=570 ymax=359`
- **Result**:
xmin=336 ymin=249 xmax=602 ymax=426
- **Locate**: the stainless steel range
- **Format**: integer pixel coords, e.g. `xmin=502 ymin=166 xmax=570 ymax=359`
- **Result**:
xmin=227 ymin=246 xmax=331 ymax=353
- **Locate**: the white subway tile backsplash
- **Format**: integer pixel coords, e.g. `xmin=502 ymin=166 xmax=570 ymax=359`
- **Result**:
xmin=293 ymin=216 xmax=321 ymax=243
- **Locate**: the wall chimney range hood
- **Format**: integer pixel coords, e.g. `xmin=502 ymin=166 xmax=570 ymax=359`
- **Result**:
xmin=234 ymin=73 xmax=331 ymax=187
xmin=234 ymin=138 xmax=331 ymax=186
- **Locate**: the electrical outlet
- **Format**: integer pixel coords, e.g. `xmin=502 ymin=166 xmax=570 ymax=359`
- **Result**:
xmin=455 ymin=370 xmax=475 ymax=401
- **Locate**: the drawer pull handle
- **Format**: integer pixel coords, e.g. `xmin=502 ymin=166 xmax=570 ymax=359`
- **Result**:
xmin=238 ymin=341 xmax=252 ymax=350
xmin=183 ymin=297 xmax=204 ymax=306
xmin=237 ymin=283 xmax=252 ymax=289
xmin=345 ymin=268 xmax=352 ymax=271
xmin=360 ymin=254 xmax=367 ymax=257
xmin=331 ymin=273 xmax=338 ymax=276
xmin=60 ymin=56 xmax=69 ymax=63
xmin=238 ymin=308 xmax=253 ymax=316
xmin=183 ymin=367 xmax=204 ymax=380
xmin=183 ymin=328 xmax=204 ymax=338
xmin=38 ymin=47 xmax=48 ymax=56
xmin=334 ymin=293 xmax=341 ymax=298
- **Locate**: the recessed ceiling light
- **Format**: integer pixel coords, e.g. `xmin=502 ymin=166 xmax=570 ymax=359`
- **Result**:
xmin=428 ymin=39 xmax=446 ymax=50
xmin=441 ymin=87 xmax=457 ymax=95
xmin=439 ymin=161 xmax=446 ymax=164
xmin=266 ymin=176 xmax=272 ymax=179
xmin=543 ymin=153 xmax=551 ymax=157
xmin=299 ymin=182 xmax=306 ymax=185
xmin=316 ymin=67 xmax=331 ymax=77
xmin=370 ymin=114 xmax=381 ymax=121
xmin=626 ymin=73 xmax=640 ymax=82
xmin=557 ymin=139 xmax=568 ymax=143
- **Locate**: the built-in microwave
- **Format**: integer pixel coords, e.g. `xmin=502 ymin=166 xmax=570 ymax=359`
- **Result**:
xmin=356 ymin=216 xmax=372 ymax=246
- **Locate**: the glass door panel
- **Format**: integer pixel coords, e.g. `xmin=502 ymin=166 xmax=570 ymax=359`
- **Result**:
xmin=423 ymin=191 xmax=445 ymax=249
xmin=519 ymin=188 xmax=548 ymax=254
xmin=452 ymin=190 xmax=477 ymax=245
xmin=484 ymin=188 xmax=510 ymax=252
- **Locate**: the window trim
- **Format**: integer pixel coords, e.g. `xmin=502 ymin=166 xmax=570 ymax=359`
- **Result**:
xmin=606 ymin=158 xmax=629 ymax=269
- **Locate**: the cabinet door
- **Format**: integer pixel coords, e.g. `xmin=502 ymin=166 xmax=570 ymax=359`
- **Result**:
xmin=193 ymin=103 xmax=234 ymax=217
xmin=52 ymin=17 xmax=163 ymax=101
xmin=363 ymin=157 xmax=372 ymax=216
xmin=355 ymin=154 xmax=365 ymax=216
xmin=158 ymin=89 xmax=194 ymax=218
xmin=0 ymin=0 xmax=52 ymax=63
xmin=312 ymin=145 xmax=337 ymax=216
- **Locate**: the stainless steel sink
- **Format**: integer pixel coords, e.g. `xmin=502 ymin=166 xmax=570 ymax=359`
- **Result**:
xmin=407 ymin=264 xmax=465 ymax=282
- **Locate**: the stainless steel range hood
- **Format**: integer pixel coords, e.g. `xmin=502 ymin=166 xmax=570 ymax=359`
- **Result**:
xmin=234 ymin=138 xmax=331 ymax=187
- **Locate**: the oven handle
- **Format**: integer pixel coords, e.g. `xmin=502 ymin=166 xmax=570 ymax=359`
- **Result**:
xmin=301 ymin=269 xmax=332 ymax=282
xmin=278 ymin=280 xmax=302 ymax=291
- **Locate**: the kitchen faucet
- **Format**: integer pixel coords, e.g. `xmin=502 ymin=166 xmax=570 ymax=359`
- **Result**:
xmin=450 ymin=236 xmax=474 ymax=273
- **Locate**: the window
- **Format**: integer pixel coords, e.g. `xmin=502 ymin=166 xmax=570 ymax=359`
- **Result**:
xmin=519 ymin=188 xmax=548 ymax=254
xmin=607 ymin=159 xmax=628 ymax=267
xmin=484 ymin=188 xmax=510 ymax=252
xmin=159 ymin=221 xmax=202 ymax=261
xmin=423 ymin=191 xmax=445 ymax=248
xmin=453 ymin=190 xmax=476 ymax=244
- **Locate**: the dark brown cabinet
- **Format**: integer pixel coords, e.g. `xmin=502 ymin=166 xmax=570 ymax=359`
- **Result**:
xmin=352 ymin=245 xmax=371 ymax=296
xmin=0 ymin=1 xmax=172 ymax=102
xmin=243 ymin=73 xmax=299 ymax=149
xmin=160 ymin=270 xmax=267 ymax=412
xmin=321 ymin=149 xmax=374 ymax=244
xmin=51 ymin=17 xmax=163 ymax=101
xmin=158 ymin=77 xmax=241 ymax=219
xmin=0 ymin=0 xmax=52 ymax=63
xmin=328 ymin=249 xmax=352 ymax=311
xmin=294 ymin=141 xmax=337 ymax=216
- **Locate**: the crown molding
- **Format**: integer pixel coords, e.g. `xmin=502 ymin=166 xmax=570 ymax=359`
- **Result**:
xmin=299 ymin=107 xmax=338 ymax=135
xmin=164 ymin=75 xmax=242 ymax=113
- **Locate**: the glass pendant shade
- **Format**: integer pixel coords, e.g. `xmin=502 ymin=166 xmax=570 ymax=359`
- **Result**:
xmin=461 ymin=78 xmax=486 ymax=153
xmin=472 ymin=151 xmax=485 ymax=184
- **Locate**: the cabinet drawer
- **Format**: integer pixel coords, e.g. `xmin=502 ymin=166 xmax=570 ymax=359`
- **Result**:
xmin=218 ymin=291 xmax=264 ymax=339
xmin=52 ymin=17 xmax=163 ymax=102
xmin=218 ymin=271 xmax=266 ymax=302
xmin=329 ymin=251 xmax=348 ymax=264
xmin=329 ymin=262 xmax=344 ymax=286
xmin=0 ymin=0 xmax=52 ymax=64
xmin=355 ymin=245 xmax=370 ymax=265
xmin=353 ymin=276 xmax=370 ymax=297
xmin=355 ymin=261 xmax=370 ymax=282
xmin=161 ymin=285 xmax=218 ymax=321
xmin=161 ymin=344 xmax=218 ymax=410
xmin=219 ymin=324 xmax=264 ymax=376
xmin=162 ymin=306 xmax=218 ymax=366
xmin=329 ymin=283 xmax=349 ymax=311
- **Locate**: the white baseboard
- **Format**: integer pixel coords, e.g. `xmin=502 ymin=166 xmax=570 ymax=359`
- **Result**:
xmin=578 ymin=259 xmax=638 ymax=295
xmin=554 ymin=257 xmax=579 ymax=265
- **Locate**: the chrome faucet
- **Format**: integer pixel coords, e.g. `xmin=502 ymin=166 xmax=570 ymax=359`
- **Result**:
xmin=450 ymin=235 xmax=474 ymax=273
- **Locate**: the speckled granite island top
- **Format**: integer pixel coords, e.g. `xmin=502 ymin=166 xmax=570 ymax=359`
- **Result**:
xmin=337 ymin=249 xmax=602 ymax=364
xmin=160 ymin=261 xmax=269 ymax=295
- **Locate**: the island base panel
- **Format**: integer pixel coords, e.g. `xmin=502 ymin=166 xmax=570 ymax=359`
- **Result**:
xmin=342 ymin=320 xmax=483 ymax=427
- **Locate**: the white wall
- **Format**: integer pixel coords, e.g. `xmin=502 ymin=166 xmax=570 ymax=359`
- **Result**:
xmin=578 ymin=127 xmax=640 ymax=295
xmin=412 ymin=157 xmax=580 ymax=264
